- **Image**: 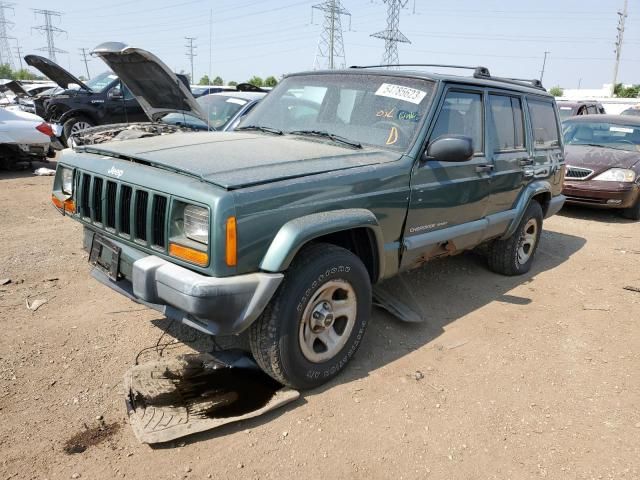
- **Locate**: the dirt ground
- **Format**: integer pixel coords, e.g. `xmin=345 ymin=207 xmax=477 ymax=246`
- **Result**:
xmin=1 ymin=161 xmax=639 ymax=480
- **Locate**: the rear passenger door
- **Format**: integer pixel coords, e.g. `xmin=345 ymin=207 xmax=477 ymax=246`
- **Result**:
xmin=525 ymin=97 xmax=564 ymax=188
xmin=401 ymin=87 xmax=493 ymax=269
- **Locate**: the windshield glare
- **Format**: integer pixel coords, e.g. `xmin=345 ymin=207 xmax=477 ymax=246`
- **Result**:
xmin=240 ymin=73 xmax=435 ymax=151
xmin=162 ymin=95 xmax=248 ymax=130
xmin=85 ymin=72 xmax=118 ymax=92
xmin=564 ymin=121 xmax=640 ymax=152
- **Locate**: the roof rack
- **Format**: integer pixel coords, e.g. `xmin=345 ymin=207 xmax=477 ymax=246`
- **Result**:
xmin=348 ymin=63 xmax=546 ymax=91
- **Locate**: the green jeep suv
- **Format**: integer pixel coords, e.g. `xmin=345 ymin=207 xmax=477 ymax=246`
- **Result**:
xmin=52 ymin=63 xmax=566 ymax=389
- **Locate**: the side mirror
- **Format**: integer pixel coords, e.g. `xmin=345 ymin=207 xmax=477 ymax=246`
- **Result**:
xmin=108 ymin=88 xmax=123 ymax=100
xmin=424 ymin=135 xmax=474 ymax=162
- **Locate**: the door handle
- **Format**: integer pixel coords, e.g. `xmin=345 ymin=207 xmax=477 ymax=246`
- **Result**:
xmin=475 ymin=164 xmax=494 ymax=173
xmin=518 ymin=158 xmax=534 ymax=166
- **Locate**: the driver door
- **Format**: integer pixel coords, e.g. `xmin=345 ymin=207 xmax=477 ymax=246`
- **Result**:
xmin=401 ymin=87 xmax=493 ymax=269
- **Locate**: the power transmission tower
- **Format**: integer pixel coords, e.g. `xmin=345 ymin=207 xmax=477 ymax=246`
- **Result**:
xmin=312 ymin=0 xmax=351 ymax=70
xmin=32 ymin=9 xmax=67 ymax=62
xmin=185 ymin=36 xmax=196 ymax=82
xmin=539 ymin=51 xmax=550 ymax=82
xmin=371 ymin=0 xmax=411 ymax=66
xmin=611 ymin=0 xmax=628 ymax=97
xmin=79 ymin=48 xmax=91 ymax=79
xmin=0 ymin=1 xmax=15 ymax=69
xmin=13 ymin=41 xmax=21 ymax=70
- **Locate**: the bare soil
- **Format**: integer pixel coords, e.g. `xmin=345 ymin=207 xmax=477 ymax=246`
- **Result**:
xmin=1 ymin=162 xmax=639 ymax=479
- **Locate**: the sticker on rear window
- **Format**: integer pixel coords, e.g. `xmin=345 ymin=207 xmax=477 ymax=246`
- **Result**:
xmin=610 ymin=126 xmax=634 ymax=133
xmin=226 ymin=98 xmax=247 ymax=105
xmin=560 ymin=107 xmax=573 ymax=110
xmin=375 ymin=83 xmax=427 ymax=105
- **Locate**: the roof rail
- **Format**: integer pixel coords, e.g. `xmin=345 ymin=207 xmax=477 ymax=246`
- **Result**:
xmin=348 ymin=63 xmax=547 ymax=91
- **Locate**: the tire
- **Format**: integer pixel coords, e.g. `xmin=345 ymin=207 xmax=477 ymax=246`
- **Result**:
xmin=249 ymin=243 xmax=372 ymax=389
xmin=487 ymin=201 xmax=544 ymax=276
xmin=62 ymin=116 xmax=94 ymax=144
xmin=621 ymin=197 xmax=640 ymax=221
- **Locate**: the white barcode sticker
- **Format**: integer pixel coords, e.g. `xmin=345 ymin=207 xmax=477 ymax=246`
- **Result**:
xmin=610 ymin=126 xmax=634 ymax=133
xmin=226 ymin=98 xmax=247 ymax=105
xmin=375 ymin=83 xmax=427 ymax=105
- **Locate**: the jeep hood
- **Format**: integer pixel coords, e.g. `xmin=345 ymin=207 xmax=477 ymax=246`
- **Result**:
xmin=76 ymin=132 xmax=399 ymax=189
xmin=91 ymin=42 xmax=205 ymax=122
xmin=24 ymin=55 xmax=90 ymax=91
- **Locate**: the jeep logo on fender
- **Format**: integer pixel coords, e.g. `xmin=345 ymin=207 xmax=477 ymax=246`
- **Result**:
xmin=107 ymin=166 xmax=124 ymax=178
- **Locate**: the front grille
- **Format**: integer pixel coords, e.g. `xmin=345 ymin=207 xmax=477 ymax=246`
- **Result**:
xmin=74 ymin=172 xmax=169 ymax=250
xmin=565 ymin=166 xmax=594 ymax=180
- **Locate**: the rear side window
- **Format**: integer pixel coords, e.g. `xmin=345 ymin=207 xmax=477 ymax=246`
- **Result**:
xmin=431 ymin=90 xmax=483 ymax=153
xmin=528 ymin=99 xmax=560 ymax=148
xmin=489 ymin=94 xmax=525 ymax=151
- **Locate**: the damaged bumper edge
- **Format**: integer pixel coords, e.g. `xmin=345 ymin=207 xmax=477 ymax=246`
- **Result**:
xmin=90 ymin=250 xmax=283 ymax=336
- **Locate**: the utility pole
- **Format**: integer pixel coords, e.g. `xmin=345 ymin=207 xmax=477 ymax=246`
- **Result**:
xmin=312 ymin=0 xmax=350 ymax=70
xmin=371 ymin=0 xmax=411 ymax=66
xmin=539 ymin=51 xmax=550 ymax=82
xmin=13 ymin=41 xmax=22 ymax=70
xmin=611 ymin=0 xmax=628 ymax=97
xmin=32 ymin=9 xmax=67 ymax=62
xmin=79 ymin=48 xmax=91 ymax=79
xmin=0 ymin=1 xmax=15 ymax=69
xmin=185 ymin=36 xmax=196 ymax=83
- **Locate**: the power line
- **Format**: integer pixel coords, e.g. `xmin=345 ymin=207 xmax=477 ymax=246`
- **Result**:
xmin=371 ymin=0 xmax=411 ymax=66
xmin=0 ymin=1 xmax=15 ymax=69
xmin=312 ymin=0 xmax=351 ymax=70
xmin=32 ymin=9 xmax=67 ymax=62
xmin=611 ymin=0 xmax=628 ymax=96
xmin=13 ymin=41 xmax=21 ymax=70
xmin=185 ymin=36 xmax=197 ymax=82
xmin=79 ymin=47 xmax=91 ymax=79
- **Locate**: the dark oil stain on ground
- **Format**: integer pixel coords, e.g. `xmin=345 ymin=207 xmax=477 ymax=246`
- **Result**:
xmin=131 ymin=359 xmax=283 ymax=419
xmin=63 ymin=422 xmax=121 ymax=454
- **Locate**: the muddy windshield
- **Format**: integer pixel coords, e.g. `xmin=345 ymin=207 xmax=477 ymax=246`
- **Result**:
xmin=564 ymin=121 xmax=640 ymax=152
xmin=241 ymin=73 xmax=435 ymax=151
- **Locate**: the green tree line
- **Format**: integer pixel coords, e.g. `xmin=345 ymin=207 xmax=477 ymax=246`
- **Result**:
xmin=0 ymin=64 xmax=45 ymax=81
xmin=198 ymin=74 xmax=279 ymax=87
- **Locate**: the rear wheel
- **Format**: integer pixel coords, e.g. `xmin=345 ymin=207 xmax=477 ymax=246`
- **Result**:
xmin=487 ymin=201 xmax=543 ymax=276
xmin=622 ymin=197 xmax=640 ymax=221
xmin=249 ymin=243 xmax=371 ymax=389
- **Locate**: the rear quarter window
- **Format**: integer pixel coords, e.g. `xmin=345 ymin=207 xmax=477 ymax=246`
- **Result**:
xmin=527 ymin=99 xmax=560 ymax=148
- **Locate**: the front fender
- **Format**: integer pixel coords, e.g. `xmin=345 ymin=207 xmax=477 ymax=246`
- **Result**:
xmin=57 ymin=109 xmax=97 ymax=125
xmin=502 ymin=181 xmax=552 ymax=239
xmin=260 ymin=209 xmax=384 ymax=278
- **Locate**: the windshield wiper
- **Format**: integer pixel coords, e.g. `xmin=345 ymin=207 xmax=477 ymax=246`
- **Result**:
xmin=288 ymin=130 xmax=362 ymax=149
xmin=235 ymin=125 xmax=283 ymax=135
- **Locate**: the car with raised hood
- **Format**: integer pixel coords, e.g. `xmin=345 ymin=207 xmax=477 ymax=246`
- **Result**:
xmin=51 ymin=64 xmax=565 ymax=389
xmin=69 ymin=43 xmax=266 ymax=146
xmin=562 ymin=114 xmax=640 ymax=219
xmin=0 ymin=80 xmax=57 ymax=112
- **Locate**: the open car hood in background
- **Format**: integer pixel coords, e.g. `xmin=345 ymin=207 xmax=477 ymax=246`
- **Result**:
xmin=0 ymin=80 xmax=31 ymax=97
xmin=24 ymin=55 xmax=91 ymax=91
xmin=92 ymin=42 xmax=206 ymax=122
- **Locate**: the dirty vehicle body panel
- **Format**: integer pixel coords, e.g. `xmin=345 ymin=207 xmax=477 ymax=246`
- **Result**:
xmin=52 ymin=66 xmax=565 ymax=386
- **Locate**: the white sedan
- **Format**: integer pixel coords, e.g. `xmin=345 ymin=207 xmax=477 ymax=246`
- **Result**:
xmin=0 ymin=107 xmax=58 ymax=169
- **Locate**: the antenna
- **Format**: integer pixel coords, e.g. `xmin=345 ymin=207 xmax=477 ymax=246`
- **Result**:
xmin=32 ymin=9 xmax=67 ymax=62
xmin=312 ymin=0 xmax=351 ymax=70
xmin=611 ymin=0 xmax=628 ymax=97
xmin=185 ymin=36 xmax=196 ymax=83
xmin=371 ymin=0 xmax=411 ymax=66
xmin=79 ymin=47 xmax=91 ymax=79
xmin=0 ymin=1 xmax=15 ymax=69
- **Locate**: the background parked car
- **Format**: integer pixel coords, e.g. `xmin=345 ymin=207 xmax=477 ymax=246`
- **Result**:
xmin=562 ymin=114 xmax=640 ymax=219
xmin=190 ymin=85 xmax=236 ymax=98
xmin=620 ymin=106 xmax=640 ymax=117
xmin=0 ymin=107 xmax=58 ymax=169
xmin=557 ymin=100 xmax=606 ymax=120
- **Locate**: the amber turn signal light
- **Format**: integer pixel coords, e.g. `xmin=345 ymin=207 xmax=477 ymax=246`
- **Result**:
xmin=51 ymin=194 xmax=75 ymax=214
xmin=226 ymin=216 xmax=237 ymax=267
xmin=169 ymin=243 xmax=209 ymax=267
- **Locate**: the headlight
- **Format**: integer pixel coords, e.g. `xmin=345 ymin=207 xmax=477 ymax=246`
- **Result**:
xmin=593 ymin=168 xmax=636 ymax=182
xmin=184 ymin=204 xmax=209 ymax=244
xmin=61 ymin=167 xmax=73 ymax=195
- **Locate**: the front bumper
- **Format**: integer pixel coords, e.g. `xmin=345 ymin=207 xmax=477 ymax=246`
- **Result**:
xmin=85 ymin=231 xmax=283 ymax=336
xmin=563 ymin=180 xmax=639 ymax=209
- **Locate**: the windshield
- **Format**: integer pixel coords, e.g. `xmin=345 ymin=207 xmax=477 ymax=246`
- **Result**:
xmin=240 ymin=73 xmax=435 ymax=151
xmin=84 ymin=72 xmax=118 ymax=92
xmin=621 ymin=108 xmax=640 ymax=117
xmin=162 ymin=94 xmax=248 ymax=130
xmin=564 ymin=121 xmax=640 ymax=152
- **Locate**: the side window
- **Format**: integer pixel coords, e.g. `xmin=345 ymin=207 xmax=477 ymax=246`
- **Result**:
xmin=431 ymin=90 xmax=483 ymax=153
xmin=489 ymin=94 xmax=525 ymax=151
xmin=527 ymin=99 xmax=560 ymax=148
xmin=122 ymin=84 xmax=135 ymax=101
xmin=586 ymin=105 xmax=597 ymax=114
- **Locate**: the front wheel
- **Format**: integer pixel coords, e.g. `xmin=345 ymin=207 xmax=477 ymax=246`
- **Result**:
xmin=622 ymin=197 xmax=640 ymax=221
xmin=487 ymin=201 xmax=543 ymax=276
xmin=249 ymin=243 xmax=372 ymax=389
xmin=62 ymin=116 xmax=94 ymax=144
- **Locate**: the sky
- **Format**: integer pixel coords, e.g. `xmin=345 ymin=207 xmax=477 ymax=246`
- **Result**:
xmin=6 ymin=0 xmax=639 ymax=89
